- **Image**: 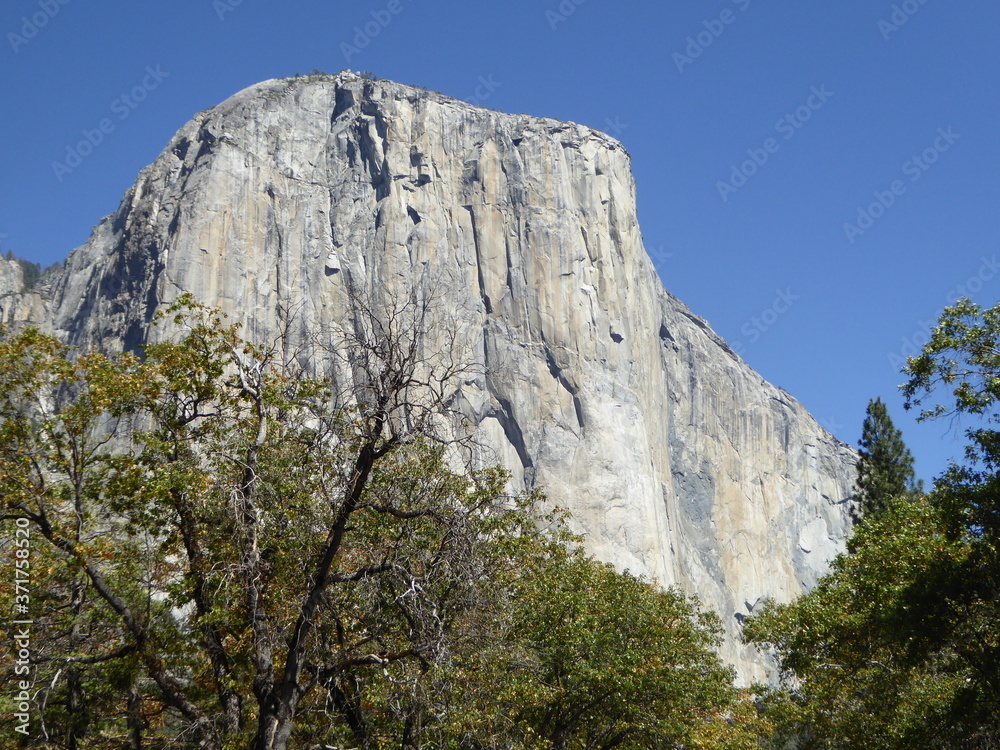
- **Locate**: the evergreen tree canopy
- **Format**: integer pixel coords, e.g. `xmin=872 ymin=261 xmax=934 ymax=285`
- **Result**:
xmin=854 ymin=396 xmax=919 ymax=520
xmin=1 ymin=249 xmax=54 ymax=291
xmin=745 ymin=299 xmax=1000 ymax=749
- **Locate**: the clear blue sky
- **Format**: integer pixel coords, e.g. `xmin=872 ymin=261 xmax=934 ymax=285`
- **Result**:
xmin=2 ymin=0 xmax=998 ymax=483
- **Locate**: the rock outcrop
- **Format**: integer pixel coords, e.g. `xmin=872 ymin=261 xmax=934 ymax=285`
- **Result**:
xmin=0 ymin=258 xmax=24 ymax=299
xmin=0 ymin=259 xmax=46 ymax=324
xmin=18 ymin=73 xmax=855 ymax=680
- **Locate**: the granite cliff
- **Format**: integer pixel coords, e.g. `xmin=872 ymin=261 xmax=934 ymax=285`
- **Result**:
xmin=0 ymin=258 xmax=24 ymax=300
xmin=4 ymin=73 xmax=855 ymax=680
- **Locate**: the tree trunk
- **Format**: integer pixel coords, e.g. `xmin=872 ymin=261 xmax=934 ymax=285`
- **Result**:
xmin=126 ymin=683 xmax=143 ymax=750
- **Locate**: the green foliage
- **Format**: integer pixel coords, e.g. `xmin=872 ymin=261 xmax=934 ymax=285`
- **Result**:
xmin=902 ymin=298 xmax=1000 ymax=537
xmin=744 ymin=495 xmax=986 ymax=749
xmin=507 ymin=547 xmax=758 ymax=750
xmin=853 ymin=396 xmax=920 ymax=522
xmin=746 ymin=298 xmax=1000 ymax=749
xmin=0 ymin=297 xmax=751 ymax=750
xmin=902 ymin=298 xmax=1000 ymax=424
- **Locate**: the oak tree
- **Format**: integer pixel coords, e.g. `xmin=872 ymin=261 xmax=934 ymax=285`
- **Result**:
xmin=1 ymin=294 xmax=757 ymax=750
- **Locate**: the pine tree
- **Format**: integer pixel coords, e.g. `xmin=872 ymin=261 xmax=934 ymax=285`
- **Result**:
xmin=854 ymin=397 xmax=919 ymax=520
xmin=747 ymin=304 xmax=1000 ymax=749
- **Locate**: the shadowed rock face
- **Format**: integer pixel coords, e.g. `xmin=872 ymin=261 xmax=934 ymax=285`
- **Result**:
xmin=12 ymin=73 xmax=855 ymax=681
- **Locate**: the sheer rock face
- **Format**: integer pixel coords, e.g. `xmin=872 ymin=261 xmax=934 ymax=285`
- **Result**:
xmin=0 ymin=259 xmax=23 ymax=299
xmin=31 ymin=74 xmax=854 ymax=680
xmin=0 ymin=260 xmax=45 ymax=323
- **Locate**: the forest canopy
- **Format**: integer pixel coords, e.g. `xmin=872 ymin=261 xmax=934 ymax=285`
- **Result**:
xmin=745 ymin=298 xmax=1000 ymax=750
xmin=0 ymin=295 xmax=758 ymax=750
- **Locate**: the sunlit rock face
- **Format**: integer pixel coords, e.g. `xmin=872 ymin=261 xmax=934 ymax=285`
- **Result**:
xmin=0 ymin=259 xmax=47 ymax=323
xmin=25 ymin=73 xmax=855 ymax=681
xmin=0 ymin=259 xmax=23 ymax=300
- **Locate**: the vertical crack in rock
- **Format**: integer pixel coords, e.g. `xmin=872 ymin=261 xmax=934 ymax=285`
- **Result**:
xmin=492 ymin=396 xmax=534 ymax=484
xmin=463 ymin=205 xmax=493 ymax=315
